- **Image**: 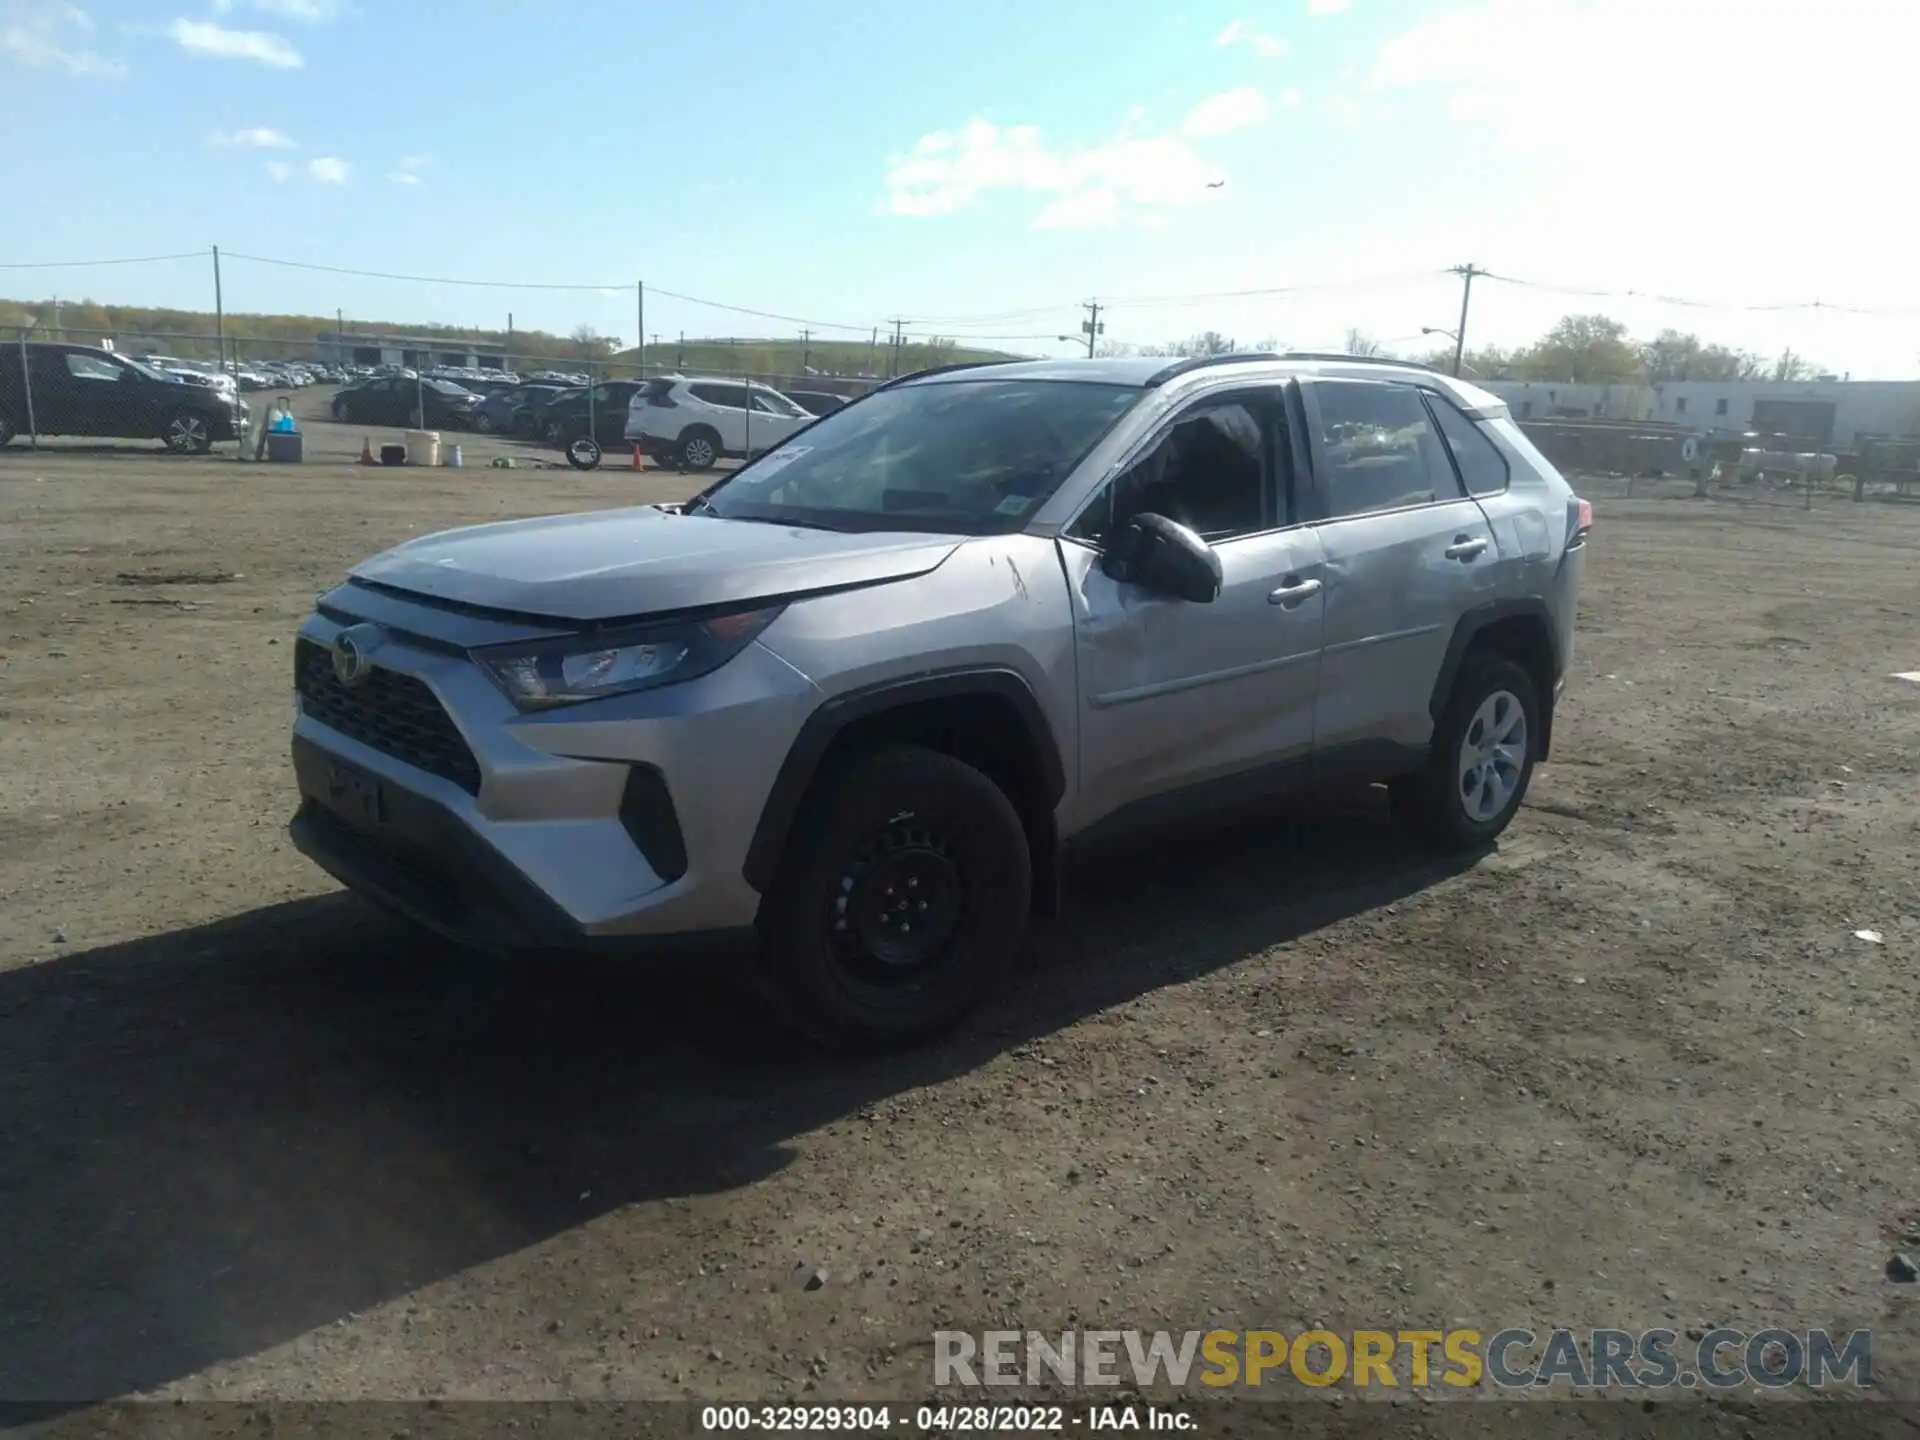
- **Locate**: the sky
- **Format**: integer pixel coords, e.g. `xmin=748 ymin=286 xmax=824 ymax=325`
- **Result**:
xmin=3 ymin=0 xmax=1918 ymax=376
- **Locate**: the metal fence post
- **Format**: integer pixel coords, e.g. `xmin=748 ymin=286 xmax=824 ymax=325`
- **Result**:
xmin=588 ymin=359 xmax=597 ymax=453
xmin=18 ymin=326 xmax=38 ymax=449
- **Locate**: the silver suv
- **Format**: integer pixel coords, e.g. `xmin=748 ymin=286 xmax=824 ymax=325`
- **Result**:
xmin=289 ymin=354 xmax=1589 ymax=1048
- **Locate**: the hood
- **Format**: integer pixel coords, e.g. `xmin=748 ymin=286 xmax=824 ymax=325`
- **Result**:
xmin=350 ymin=505 xmax=960 ymax=622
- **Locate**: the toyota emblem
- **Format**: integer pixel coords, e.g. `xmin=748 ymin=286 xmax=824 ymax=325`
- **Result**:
xmin=330 ymin=623 xmax=384 ymax=687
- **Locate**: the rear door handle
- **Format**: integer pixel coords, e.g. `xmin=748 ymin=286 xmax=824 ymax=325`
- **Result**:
xmin=1445 ymin=535 xmax=1489 ymax=561
xmin=1268 ymin=576 xmax=1323 ymax=607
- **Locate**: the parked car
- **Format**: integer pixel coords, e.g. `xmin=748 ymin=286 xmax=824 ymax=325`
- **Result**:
xmin=626 ymin=375 xmax=814 ymax=470
xmin=471 ymin=382 xmax=571 ymax=436
xmin=514 ymin=386 xmax=581 ymax=439
xmin=329 ymin=374 xmax=481 ymax=429
xmin=286 ymin=353 xmax=1589 ymax=1050
xmin=536 ymin=379 xmax=645 ymax=447
xmin=0 ymin=342 xmax=249 ymax=452
xmin=785 ymin=389 xmax=850 ymax=417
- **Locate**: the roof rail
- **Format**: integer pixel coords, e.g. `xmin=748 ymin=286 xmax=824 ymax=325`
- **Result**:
xmin=1144 ymin=352 xmax=1283 ymax=388
xmin=871 ymin=359 xmax=1017 ymax=393
xmin=1280 ymin=351 xmax=1437 ymax=373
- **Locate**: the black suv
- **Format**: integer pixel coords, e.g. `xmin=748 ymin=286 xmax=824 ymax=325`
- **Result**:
xmin=0 ymin=343 xmax=248 ymax=453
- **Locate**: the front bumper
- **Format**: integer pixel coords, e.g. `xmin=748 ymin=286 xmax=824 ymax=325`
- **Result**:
xmin=287 ymin=587 xmax=821 ymax=948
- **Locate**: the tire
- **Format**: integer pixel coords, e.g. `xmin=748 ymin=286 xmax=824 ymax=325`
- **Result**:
xmin=755 ymin=745 xmax=1032 ymax=1052
xmin=676 ymin=427 xmax=720 ymax=472
xmin=331 ymin=399 xmax=348 ymax=421
xmin=163 ymin=408 xmax=213 ymax=455
xmin=1392 ymin=653 xmax=1539 ymax=851
xmin=541 ymin=417 xmax=566 ymax=445
xmin=0 ymin=413 xmax=15 ymax=447
xmin=566 ymin=436 xmax=602 ymax=470
xmin=472 ymin=411 xmax=494 ymax=434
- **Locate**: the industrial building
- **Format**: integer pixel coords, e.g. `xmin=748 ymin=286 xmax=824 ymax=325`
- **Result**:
xmin=314 ymin=330 xmax=509 ymax=372
xmin=1482 ymin=378 xmax=1920 ymax=449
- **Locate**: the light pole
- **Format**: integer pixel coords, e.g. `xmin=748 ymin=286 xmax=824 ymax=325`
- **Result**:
xmin=1421 ymin=327 xmax=1482 ymax=378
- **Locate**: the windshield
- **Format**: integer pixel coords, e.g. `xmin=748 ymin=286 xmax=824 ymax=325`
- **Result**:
xmin=121 ymin=356 xmax=169 ymax=381
xmin=426 ymin=379 xmax=475 ymax=396
xmin=701 ymin=378 xmax=1140 ymax=535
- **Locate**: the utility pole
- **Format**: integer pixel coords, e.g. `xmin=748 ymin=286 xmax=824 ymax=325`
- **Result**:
xmin=336 ymin=308 xmax=345 ymax=367
xmin=507 ymin=311 xmax=514 ymax=364
xmin=1080 ymin=299 xmax=1104 ymax=358
xmin=888 ymin=318 xmax=907 ymax=378
xmin=211 ymin=246 xmax=225 ymax=375
xmin=800 ymin=329 xmax=811 ymax=375
xmin=676 ymin=331 xmax=684 ymax=369
xmin=636 ymin=281 xmax=645 ymax=376
xmin=1448 ymin=264 xmax=1482 ymax=378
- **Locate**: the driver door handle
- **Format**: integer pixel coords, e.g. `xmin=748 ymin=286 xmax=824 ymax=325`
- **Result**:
xmin=1268 ymin=576 xmax=1322 ymax=607
xmin=1445 ymin=535 xmax=1489 ymax=561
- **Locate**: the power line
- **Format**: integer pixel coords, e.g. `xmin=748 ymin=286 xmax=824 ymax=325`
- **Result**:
xmin=1097 ymin=271 xmax=1450 ymax=309
xmin=217 ymin=252 xmax=878 ymax=333
xmin=0 ymin=251 xmax=206 ymax=269
xmin=1479 ymin=270 xmax=1920 ymax=316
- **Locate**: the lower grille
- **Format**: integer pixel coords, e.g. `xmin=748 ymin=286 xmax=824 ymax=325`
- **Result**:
xmin=294 ymin=637 xmax=483 ymax=793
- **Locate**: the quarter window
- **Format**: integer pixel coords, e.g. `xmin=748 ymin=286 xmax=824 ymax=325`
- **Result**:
xmin=1312 ymin=380 xmax=1461 ymax=518
xmin=1424 ymin=393 xmax=1511 ymax=497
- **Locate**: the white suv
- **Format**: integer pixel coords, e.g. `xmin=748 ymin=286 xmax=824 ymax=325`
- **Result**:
xmin=626 ymin=376 xmax=813 ymax=471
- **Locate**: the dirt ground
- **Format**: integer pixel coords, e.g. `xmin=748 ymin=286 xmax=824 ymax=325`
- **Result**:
xmin=2 ymin=442 xmax=1918 ymax=1413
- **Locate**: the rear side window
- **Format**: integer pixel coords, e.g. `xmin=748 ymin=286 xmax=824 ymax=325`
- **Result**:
xmin=1312 ymin=380 xmax=1462 ymax=518
xmin=1424 ymin=393 xmax=1511 ymax=497
xmin=691 ymin=383 xmax=748 ymax=408
xmin=644 ymin=379 xmax=675 ymax=402
xmin=66 ymin=352 xmax=123 ymax=382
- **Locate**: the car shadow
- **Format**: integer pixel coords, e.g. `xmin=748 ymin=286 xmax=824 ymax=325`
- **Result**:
xmin=0 ymin=788 xmax=1476 ymax=1410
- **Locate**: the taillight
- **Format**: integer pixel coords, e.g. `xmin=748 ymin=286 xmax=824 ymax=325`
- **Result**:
xmin=1567 ymin=495 xmax=1593 ymax=548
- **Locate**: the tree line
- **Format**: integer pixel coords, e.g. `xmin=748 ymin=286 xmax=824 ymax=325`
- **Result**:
xmin=1121 ymin=316 xmax=1827 ymax=386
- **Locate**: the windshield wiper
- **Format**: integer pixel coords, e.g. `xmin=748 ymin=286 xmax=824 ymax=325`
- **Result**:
xmin=723 ymin=513 xmax=846 ymax=533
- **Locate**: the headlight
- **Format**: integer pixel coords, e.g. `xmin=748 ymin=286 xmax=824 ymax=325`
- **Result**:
xmin=473 ymin=606 xmax=784 ymax=710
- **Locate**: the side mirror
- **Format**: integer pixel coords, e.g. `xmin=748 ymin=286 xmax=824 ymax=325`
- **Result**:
xmin=1099 ymin=512 xmax=1222 ymax=603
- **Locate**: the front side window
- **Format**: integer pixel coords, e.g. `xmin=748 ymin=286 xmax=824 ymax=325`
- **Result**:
xmin=65 ymin=352 xmax=124 ymax=383
xmin=1313 ymin=380 xmax=1461 ymax=518
xmin=1071 ymin=398 xmax=1273 ymax=545
xmin=700 ymin=379 xmax=1141 ymax=536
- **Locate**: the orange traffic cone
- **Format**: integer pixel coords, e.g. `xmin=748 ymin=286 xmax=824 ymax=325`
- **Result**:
xmin=630 ymin=442 xmax=646 ymax=472
xmin=357 ymin=436 xmax=375 ymax=466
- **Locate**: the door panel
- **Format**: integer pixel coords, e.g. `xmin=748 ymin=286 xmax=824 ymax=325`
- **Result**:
xmin=28 ymin=351 xmax=83 ymax=434
xmin=1298 ymin=377 xmax=1502 ymax=752
xmin=1061 ymin=529 xmax=1326 ymax=829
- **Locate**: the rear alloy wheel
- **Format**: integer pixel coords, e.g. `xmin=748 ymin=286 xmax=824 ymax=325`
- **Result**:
xmin=472 ymin=411 xmax=495 ymax=434
xmin=677 ymin=429 xmax=718 ymax=471
xmin=757 ymin=746 xmax=1031 ymax=1052
xmin=542 ymin=417 xmax=566 ymax=445
xmin=1393 ymin=652 xmax=1538 ymax=850
xmin=163 ymin=409 xmax=212 ymax=454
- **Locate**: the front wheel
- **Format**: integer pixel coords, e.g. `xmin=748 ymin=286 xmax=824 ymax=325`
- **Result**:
xmin=1392 ymin=653 xmax=1538 ymax=850
xmin=163 ymin=408 xmax=213 ymax=454
xmin=676 ymin=428 xmax=719 ymax=471
xmin=756 ymin=746 xmax=1032 ymax=1052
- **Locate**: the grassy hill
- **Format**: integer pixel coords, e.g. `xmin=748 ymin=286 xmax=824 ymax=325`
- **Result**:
xmin=0 ymin=297 xmax=1028 ymax=377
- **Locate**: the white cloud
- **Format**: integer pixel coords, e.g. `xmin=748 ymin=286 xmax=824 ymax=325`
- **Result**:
xmin=264 ymin=160 xmax=292 ymax=181
xmin=1363 ymin=0 xmax=1920 ymax=373
xmin=1214 ymin=18 xmax=1288 ymax=56
xmin=248 ymin=0 xmax=342 ymax=19
xmin=1182 ymin=86 xmax=1268 ymax=138
xmin=1 ymin=1 xmax=123 ymax=76
xmin=167 ymin=17 xmax=301 ymax=67
xmin=307 ymin=155 xmax=349 ymax=183
xmin=212 ymin=125 xmax=295 ymax=148
xmin=385 ymin=170 xmax=420 ymax=185
xmin=882 ymin=117 xmax=1228 ymax=229
xmin=1308 ymin=0 xmax=1351 ymax=13
xmin=1278 ymin=87 xmax=1303 ymax=106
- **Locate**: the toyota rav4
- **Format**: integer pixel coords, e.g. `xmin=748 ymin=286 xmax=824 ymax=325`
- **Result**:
xmin=289 ymin=354 xmax=1589 ymax=1049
